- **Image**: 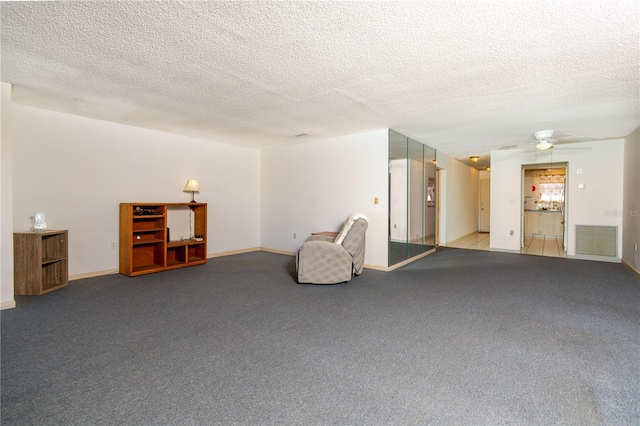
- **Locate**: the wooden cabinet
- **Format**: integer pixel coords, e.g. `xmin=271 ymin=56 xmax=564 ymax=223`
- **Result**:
xmin=540 ymin=213 xmax=555 ymax=236
xmin=524 ymin=212 xmax=539 ymax=235
xmin=14 ymin=230 xmax=68 ymax=295
xmin=119 ymin=203 xmax=207 ymax=276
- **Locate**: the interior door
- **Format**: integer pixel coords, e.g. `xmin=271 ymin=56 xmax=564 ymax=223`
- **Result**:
xmin=480 ymin=178 xmax=490 ymax=232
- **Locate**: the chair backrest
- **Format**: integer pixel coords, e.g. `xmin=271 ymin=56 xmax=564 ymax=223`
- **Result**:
xmin=334 ymin=212 xmax=368 ymax=244
xmin=341 ymin=217 xmax=368 ymax=274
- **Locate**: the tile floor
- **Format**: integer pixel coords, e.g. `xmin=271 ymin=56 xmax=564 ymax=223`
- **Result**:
xmin=445 ymin=232 xmax=490 ymax=251
xmin=446 ymin=232 xmax=567 ymax=258
xmin=521 ymin=235 xmax=567 ymax=258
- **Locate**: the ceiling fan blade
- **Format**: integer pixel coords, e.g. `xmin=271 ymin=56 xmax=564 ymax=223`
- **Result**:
xmin=554 ymin=136 xmax=598 ymax=144
xmin=499 ymin=140 xmax=534 ymax=150
xmin=554 ymin=135 xmax=623 ymax=145
xmin=552 ymin=144 xmax=591 ymax=150
xmin=550 ymin=131 xmax=572 ymax=139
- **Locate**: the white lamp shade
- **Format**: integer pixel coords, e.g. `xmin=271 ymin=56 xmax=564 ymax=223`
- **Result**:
xmin=184 ymin=179 xmax=201 ymax=192
xmin=536 ymin=142 xmax=553 ymax=150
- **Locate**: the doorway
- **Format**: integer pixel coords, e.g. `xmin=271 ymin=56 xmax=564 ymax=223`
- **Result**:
xmin=480 ymin=177 xmax=490 ymax=232
xmin=522 ymin=163 xmax=568 ymax=258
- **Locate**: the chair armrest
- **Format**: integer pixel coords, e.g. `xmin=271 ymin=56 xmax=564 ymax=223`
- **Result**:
xmin=306 ymin=234 xmax=335 ymax=243
xmin=311 ymin=231 xmax=339 ymax=237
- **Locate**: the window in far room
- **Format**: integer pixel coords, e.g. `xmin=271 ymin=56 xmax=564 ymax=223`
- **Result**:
xmin=538 ymin=175 xmax=565 ymax=203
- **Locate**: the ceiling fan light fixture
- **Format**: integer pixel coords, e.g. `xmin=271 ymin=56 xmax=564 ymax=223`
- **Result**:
xmin=534 ymin=130 xmax=554 ymax=140
xmin=536 ymin=140 xmax=554 ymax=150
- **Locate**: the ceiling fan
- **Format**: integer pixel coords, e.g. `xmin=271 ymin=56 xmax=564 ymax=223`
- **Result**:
xmin=501 ymin=130 xmax=616 ymax=151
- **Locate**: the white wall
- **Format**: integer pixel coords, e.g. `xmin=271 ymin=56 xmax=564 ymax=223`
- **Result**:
xmin=436 ymin=151 xmax=479 ymax=244
xmin=490 ymin=139 xmax=625 ymax=257
xmin=9 ymin=100 xmax=261 ymax=277
xmin=622 ymin=127 xmax=639 ymax=271
xmin=261 ymin=129 xmax=389 ymax=267
xmin=1 ymin=83 xmax=16 ymax=309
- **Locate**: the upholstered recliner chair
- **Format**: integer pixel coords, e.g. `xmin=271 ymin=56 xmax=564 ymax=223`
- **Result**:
xmin=296 ymin=212 xmax=368 ymax=284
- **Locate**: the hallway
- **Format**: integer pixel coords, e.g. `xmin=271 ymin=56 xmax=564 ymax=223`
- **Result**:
xmin=445 ymin=232 xmax=489 ymax=251
xmin=446 ymin=232 xmax=567 ymax=258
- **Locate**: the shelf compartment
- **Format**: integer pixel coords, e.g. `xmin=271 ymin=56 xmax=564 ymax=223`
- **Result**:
xmin=133 ymin=219 xmax=165 ymax=231
xmin=131 ymin=243 xmax=164 ymax=270
xmin=42 ymin=233 xmax=66 ymax=260
xmin=131 ymin=264 xmax=165 ymax=274
xmin=188 ymin=244 xmax=206 ymax=262
xmin=132 ymin=205 xmax=165 ymax=216
xmin=167 ymin=246 xmax=187 ymax=266
xmin=132 ymin=228 xmax=165 ymax=243
xmin=41 ymin=260 xmax=68 ymax=293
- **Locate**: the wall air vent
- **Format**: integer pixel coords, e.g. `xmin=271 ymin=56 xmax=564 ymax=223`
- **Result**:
xmin=575 ymin=225 xmax=617 ymax=258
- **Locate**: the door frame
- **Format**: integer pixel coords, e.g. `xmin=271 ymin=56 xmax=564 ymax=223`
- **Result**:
xmin=521 ymin=162 xmax=568 ymax=252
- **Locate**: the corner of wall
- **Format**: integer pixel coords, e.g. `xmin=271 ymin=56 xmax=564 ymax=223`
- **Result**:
xmin=1 ymin=82 xmax=16 ymax=308
xmin=622 ymin=126 xmax=640 ymax=271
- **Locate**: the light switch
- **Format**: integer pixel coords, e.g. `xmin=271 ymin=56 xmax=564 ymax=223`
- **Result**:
xmin=374 ymin=197 xmax=379 ymax=205
xmin=577 ymin=168 xmax=583 ymax=174
xmin=577 ymin=183 xmax=586 ymax=189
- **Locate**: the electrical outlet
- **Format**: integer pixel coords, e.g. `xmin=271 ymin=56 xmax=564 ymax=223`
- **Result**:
xmin=510 ymin=230 xmax=514 ymax=235
xmin=110 ymin=241 xmax=116 ymax=250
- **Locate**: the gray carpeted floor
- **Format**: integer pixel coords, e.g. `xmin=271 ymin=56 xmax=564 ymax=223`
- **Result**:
xmin=2 ymin=248 xmax=639 ymax=425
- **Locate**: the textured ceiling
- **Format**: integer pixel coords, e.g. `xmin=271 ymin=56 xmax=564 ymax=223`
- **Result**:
xmin=1 ymin=1 xmax=638 ymax=167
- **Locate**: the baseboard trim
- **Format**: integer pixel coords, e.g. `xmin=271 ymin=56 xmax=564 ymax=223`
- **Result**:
xmin=70 ymin=269 xmax=118 ymax=281
xmin=208 ymin=247 xmax=262 ymax=258
xmin=363 ymin=263 xmax=389 ymax=272
xmin=621 ymin=259 xmax=640 ymax=277
xmin=568 ymin=254 xmax=621 ymax=263
xmin=258 ymin=247 xmax=296 ymax=256
xmin=1 ymin=300 xmax=16 ymax=310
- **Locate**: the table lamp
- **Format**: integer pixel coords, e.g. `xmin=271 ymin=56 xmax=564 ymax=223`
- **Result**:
xmin=183 ymin=179 xmax=201 ymax=203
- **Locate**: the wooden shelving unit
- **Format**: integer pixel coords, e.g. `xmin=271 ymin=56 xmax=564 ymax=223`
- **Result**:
xmin=119 ymin=203 xmax=207 ymax=276
xmin=14 ymin=230 xmax=69 ymax=295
